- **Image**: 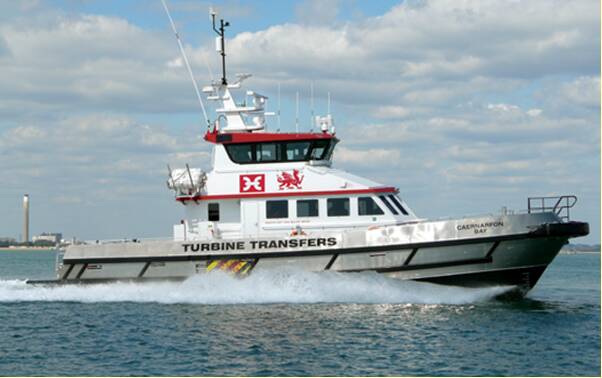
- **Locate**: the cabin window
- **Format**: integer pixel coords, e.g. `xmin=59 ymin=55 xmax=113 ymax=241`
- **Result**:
xmin=227 ymin=144 xmax=254 ymax=163
xmin=387 ymin=194 xmax=409 ymax=215
xmin=358 ymin=197 xmax=384 ymax=216
xmin=208 ymin=203 xmax=220 ymax=221
xmin=224 ymin=139 xmax=337 ymax=164
xmin=309 ymin=140 xmax=330 ymax=160
xmin=327 ymin=198 xmax=350 ymax=216
xmin=266 ymin=200 xmax=288 ymax=219
xmin=297 ymin=199 xmax=318 ymax=217
xmin=285 ymin=142 xmax=311 ymax=161
xmin=257 ymin=143 xmax=280 ymax=162
xmin=378 ymin=195 xmax=398 ymax=215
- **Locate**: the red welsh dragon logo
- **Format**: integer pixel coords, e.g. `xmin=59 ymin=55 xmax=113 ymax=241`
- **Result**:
xmin=277 ymin=169 xmax=304 ymax=190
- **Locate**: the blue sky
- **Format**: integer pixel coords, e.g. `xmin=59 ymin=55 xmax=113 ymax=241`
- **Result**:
xmin=0 ymin=0 xmax=599 ymax=244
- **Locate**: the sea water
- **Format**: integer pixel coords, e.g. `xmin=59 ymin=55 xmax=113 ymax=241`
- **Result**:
xmin=0 ymin=250 xmax=599 ymax=376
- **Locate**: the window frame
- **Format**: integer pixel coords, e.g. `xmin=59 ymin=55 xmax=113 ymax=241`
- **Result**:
xmin=378 ymin=195 xmax=399 ymax=215
xmin=358 ymin=196 xmax=385 ymax=216
xmin=208 ymin=203 xmax=220 ymax=221
xmin=296 ymin=199 xmax=319 ymax=217
xmin=224 ymin=139 xmax=336 ymax=164
xmin=387 ymin=194 xmax=409 ymax=215
xmin=266 ymin=200 xmax=289 ymax=219
xmin=327 ymin=197 xmax=350 ymax=217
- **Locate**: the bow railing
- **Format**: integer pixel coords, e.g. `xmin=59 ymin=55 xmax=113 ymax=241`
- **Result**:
xmin=528 ymin=195 xmax=578 ymax=222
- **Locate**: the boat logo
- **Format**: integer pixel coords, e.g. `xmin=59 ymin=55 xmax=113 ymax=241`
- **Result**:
xmin=277 ymin=169 xmax=304 ymax=190
xmin=240 ymin=174 xmax=265 ymax=192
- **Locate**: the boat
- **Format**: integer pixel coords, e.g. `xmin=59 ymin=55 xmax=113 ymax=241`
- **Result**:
xmin=28 ymin=9 xmax=589 ymax=294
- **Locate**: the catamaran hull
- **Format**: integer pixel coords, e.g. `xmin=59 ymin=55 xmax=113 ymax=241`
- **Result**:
xmin=29 ymin=213 xmax=588 ymax=294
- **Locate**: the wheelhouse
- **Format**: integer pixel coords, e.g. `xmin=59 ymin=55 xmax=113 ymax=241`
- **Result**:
xmin=205 ymin=130 xmax=338 ymax=165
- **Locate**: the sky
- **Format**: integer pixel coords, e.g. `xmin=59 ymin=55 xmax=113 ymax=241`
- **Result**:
xmin=0 ymin=0 xmax=599 ymax=244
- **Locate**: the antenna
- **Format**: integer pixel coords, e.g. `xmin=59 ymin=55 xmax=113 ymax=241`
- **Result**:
xmin=211 ymin=7 xmax=230 ymax=85
xmin=327 ymin=91 xmax=331 ymax=114
xmin=160 ymin=0 xmax=209 ymax=126
xmin=295 ymin=91 xmax=299 ymax=133
xmin=310 ymin=82 xmax=314 ymax=131
xmin=277 ymin=83 xmax=281 ymax=129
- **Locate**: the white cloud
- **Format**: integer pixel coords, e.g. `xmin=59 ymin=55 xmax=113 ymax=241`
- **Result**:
xmin=559 ymin=76 xmax=601 ymax=108
xmin=0 ymin=1 xmax=598 ymax=243
xmin=335 ymin=146 xmax=401 ymax=166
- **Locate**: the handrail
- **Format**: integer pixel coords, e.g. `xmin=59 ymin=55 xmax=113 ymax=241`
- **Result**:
xmin=528 ymin=195 xmax=578 ymax=222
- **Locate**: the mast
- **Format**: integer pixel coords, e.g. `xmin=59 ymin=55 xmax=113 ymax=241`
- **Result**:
xmin=211 ymin=9 xmax=229 ymax=86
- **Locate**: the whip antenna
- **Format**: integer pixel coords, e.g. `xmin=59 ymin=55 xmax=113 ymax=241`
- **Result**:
xmin=277 ymin=83 xmax=281 ymax=129
xmin=295 ymin=91 xmax=299 ymax=133
xmin=160 ymin=0 xmax=210 ymax=126
xmin=310 ymin=82 xmax=314 ymax=131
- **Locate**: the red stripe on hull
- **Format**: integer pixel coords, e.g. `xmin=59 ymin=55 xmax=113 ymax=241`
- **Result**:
xmin=176 ymin=187 xmax=398 ymax=202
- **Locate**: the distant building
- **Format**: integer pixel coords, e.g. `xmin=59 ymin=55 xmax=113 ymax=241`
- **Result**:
xmin=0 ymin=237 xmax=17 ymax=247
xmin=32 ymin=233 xmax=62 ymax=245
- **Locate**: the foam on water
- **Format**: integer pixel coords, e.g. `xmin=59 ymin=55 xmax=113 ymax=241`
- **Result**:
xmin=0 ymin=269 xmax=514 ymax=305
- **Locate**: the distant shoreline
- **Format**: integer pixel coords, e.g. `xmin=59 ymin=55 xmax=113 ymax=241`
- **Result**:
xmin=560 ymin=250 xmax=600 ymax=255
xmin=0 ymin=247 xmax=57 ymax=252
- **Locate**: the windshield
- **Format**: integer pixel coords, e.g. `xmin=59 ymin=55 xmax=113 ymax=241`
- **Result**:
xmin=225 ymin=139 xmax=336 ymax=164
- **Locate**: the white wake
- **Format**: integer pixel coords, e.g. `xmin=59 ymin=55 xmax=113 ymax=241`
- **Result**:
xmin=0 ymin=269 xmax=514 ymax=305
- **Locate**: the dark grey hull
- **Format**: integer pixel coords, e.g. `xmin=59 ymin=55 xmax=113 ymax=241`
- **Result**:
xmin=27 ymin=220 xmax=588 ymax=295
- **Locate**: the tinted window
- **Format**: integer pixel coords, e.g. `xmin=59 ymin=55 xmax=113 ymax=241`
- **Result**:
xmin=297 ymin=199 xmax=318 ymax=217
xmin=388 ymin=194 xmax=409 ymax=215
xmin=208 ymin=203 xmax=220 ymax=221
xmin=257 ymin=143 xmax=280 ymax=162
xmin=358 ymin=197 xmax=384 ymax=215
xmin=310 ymin=140 xmax=330 ymax=160
xmin=285 ymin=142 xmax=311 ymax=161
xmin=327 ymin=198 xmax=350 ymax=216
xmin=378 ymin=195 xmax=398 ymax=215
xmin=266 ymin=200 xmax=288 ymax=219
xmin=225 ymin=139 xmax=336 ymax=164
xmin=227 ymin=144 xmax=253 ymax=163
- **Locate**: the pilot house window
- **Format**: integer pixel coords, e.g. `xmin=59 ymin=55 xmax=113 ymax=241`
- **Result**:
xmin=224 ymin=139 xmax=336 ymax=164
xmin=208 ymin=203 xmax=220 ymax=221
xmin=266 ymin=200 xmax=288 ymax=219
xmin=327 ymin=198 xmax=350 ymax=216
xmin=358 ymin=197 xmax=384 ymax=215
xmin=257 ymin=143 xmax=280 ymax=162
xmin=226 ymin=144 xmax=253 ymax=163
xmin=286 ymin=142 xmax=311 ymax=161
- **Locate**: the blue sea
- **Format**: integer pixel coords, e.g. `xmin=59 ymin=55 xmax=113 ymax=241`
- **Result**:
xmin=0 ymin=250 xmax=599 ymax=376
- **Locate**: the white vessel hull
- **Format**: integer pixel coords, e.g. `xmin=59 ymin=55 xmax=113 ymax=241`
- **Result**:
xmin=33 ymin=212 xmax=588 ymax=293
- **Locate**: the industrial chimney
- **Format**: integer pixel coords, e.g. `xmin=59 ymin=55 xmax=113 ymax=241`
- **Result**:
xmin=23 ymin=194 xmax=29 ymax=243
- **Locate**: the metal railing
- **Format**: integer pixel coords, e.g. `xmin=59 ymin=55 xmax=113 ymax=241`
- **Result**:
xmin=528 ymin=195 xmax=578 ymax=222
